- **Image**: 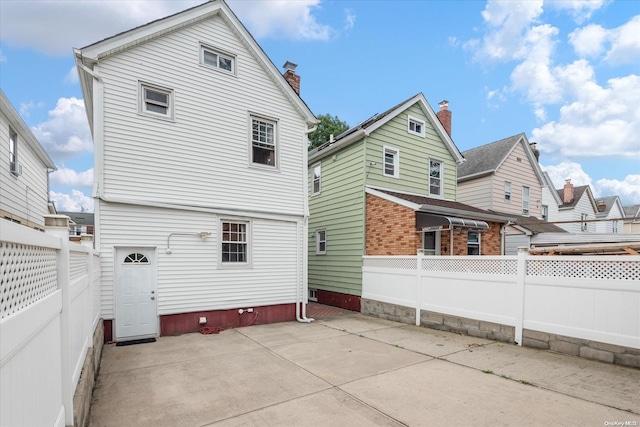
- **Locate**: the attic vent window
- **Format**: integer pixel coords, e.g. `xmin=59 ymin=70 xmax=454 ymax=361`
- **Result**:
xmin=201 ymin=44 xmax=235 ymax=74
xmin=408 ymin=116 xmax=425 ymax=137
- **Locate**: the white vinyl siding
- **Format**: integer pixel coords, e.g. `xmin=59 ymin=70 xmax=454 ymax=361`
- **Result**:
xmin=555 ymin=193 xmax=597 ymax=233
xmin=0 ymin=110 xmax=50 ymax=228
xmin=98 ymin=202 xmax=303 ymax=318
xmin=97 ymin=14 xmax=306 ymax=215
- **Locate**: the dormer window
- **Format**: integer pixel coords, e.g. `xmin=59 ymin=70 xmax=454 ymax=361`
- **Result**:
xmin=408 ymin=116 xmax=425 ymax=137
xmin=201 ymin=44 xmax=235 ymax=74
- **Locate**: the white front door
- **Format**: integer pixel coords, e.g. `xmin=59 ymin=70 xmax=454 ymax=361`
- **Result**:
xmin=115 ymin=248 xmax=157 ymax=339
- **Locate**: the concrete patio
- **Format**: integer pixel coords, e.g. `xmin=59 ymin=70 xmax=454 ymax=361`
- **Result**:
xmin=89 ymin=310 xmax=640 ymax=426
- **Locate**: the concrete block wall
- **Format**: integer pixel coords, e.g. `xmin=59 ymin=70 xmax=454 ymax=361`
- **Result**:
xmin=361 ymin=298 xmax=415 ymax=324
xmin=420 ymin=310 xmax=515 ymax=343
xmin=73 ymin=320 xmax=104 ymax=427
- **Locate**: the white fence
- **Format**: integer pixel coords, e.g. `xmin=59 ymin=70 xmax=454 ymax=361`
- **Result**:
xmin=1 ymin=219 xmax=100 ymax=427
xmin=363 ymin=250 xmax=640 ymax=349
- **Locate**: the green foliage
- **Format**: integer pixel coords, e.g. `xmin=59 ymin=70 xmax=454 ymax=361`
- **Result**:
xmin=308 ymin=113 xmax=349 ymax=151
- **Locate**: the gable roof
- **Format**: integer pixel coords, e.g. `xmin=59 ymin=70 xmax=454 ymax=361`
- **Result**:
xmin=0 ymin=89 xmax=56 ymax=169
xmin=556 ymin=185 xmax=597 ymax=210
xmin=74 ymin=0 xmax=316 ymax=132
xmin=458 ymin=133 xmax=543 ymax=185
xmin=496 ymin=212 xmax=566 ymax=234
xmin=308 ymin=93 xmax=464 ymax=164
xmin=541 ymin=171 xmax=562 ymax=205
xmin=594 ymin=195 xmax=624 ymax=218
xmin=623 ymin=204 xmax=640 ymax=218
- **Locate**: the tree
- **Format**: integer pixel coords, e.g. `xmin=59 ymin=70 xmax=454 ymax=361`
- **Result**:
xmin=308 ymin=113 xmax=349 ymax=151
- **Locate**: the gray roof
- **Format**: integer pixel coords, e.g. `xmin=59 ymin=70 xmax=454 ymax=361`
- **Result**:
xmin=594 ymin=195 xmax=621 ymax=217
xmin=458 ymin=133 xmax=525 ymax=180
xmin=60 ymin=212 xmax=94 ymax=226
xmin=556 ymin=185 xmax=590 ymax=209
xmin=624 ymin=204 xmax=640 ymax=218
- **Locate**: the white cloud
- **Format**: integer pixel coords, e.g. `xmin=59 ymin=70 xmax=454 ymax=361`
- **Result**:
xmin=19 ymin=101 xmax=45 ymax=118
xmin=0 ymin=0 xmax=336 ymax=56
xmin=64 ymin=66 xmax=79 ymax=84
xmin=542 ymin=161 xmax=592 ymax=189
xmin=569 ymin=15 xmax=640 ymax=65
xmin=50 ymin=189 xmax=94 ymax=213
xmin=532 ymin=73 xmax=640 ymax=157
xmin=50 ymin=167 xmax=93 ymax=187
xmin=31 ymin=97 xmax=93 ymax=159
xmin=467 ymin=0 xmax=543 ymax=62
xmin=344 ymin=8 xmax=356 ymax=31
xmin=595 ymin=175 xmax=640 ymax=205
xmin=547 ymin=0 xmax=609 ymax=24
xmin=230 ymin=0 xmax=334 ymax=40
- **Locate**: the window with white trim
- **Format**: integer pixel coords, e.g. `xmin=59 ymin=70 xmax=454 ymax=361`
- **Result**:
xmin=140 ymin=83 xmax=173 ymax=118
xmin=580 ymin=213 xmax=588 ymax=232
xmin=251 ymin=117 xmax=276 ymax=167
xmin=312 ymin=163 xmax=321 ymax=195
xmin=467 ymin=231 xmax=480 ymax=255
xmin=541 ymin=205 xmax=548 ymax=222
xmin=316 ymin=230 xmax=326 ymax=254
xmin=221 ymin=221 xmax=249 ymax=263
xmin=522 ymin=186 xmax=530 ymax=215
xmin=9 ymin=128 xmax=19 ymax=176
xmin=383 ymin=146 xmax=399 ymax=178
xmin=429 ymin=160 xmax=443 ymax=196
xmin=504 ymin=182 xmax=511 ymax=201
xmin=408 ymin=116 xmax=425 ymax=137
xmin=201 ymin=45 xmax=235 ymax=74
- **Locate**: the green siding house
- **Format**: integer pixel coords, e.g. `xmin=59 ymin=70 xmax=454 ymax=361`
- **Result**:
xmin=308 ymin=94 xmax=513 ymax=311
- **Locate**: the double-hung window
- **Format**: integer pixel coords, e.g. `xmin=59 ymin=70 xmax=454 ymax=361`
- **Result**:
xmin=316 ymin=230 xmax=326 ymax=254
xmin=251 ymin=117 xmax=276 ymax=167
xmin=201 ymin=45 xmax=235 ymax=74
xmin=312 ymin=163 xmax=321 ymax=195
xmin=429 ymin=160 xmax=443 ymax=197
xmin=140 ymin=83 xmax=173 ymax=119
xmin=504 ymin=182 xmax=511 ymax=201
xmin=580 ymin=213 xmax=588 ymax=232
xmin=467 ymin=231 xmax=480 ymax=255
xmin=221 ymin=221 xmax=248 ymax=263
xmin=408 ymin=116 xmax=425 ymax=137
xmin=383 ymin=146 xmax=399 ymax=178
xmin=9 ymin=128 xmax=20 ymax=176
xmin=522 ymin=186 xmax=530 ymax=215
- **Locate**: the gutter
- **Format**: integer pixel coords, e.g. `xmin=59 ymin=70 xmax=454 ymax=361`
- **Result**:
xmin=308 ymin=128 xmax=367 ymax=163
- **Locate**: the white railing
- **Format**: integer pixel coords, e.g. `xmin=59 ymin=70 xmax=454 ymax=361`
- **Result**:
xmin=363 ymin=250 xmax=640 ymax=350
xmin=0 ymin=219 xmax=100 ymax=427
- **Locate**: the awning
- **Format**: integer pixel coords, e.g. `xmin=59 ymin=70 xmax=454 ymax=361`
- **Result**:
xmin=416 ymin=213 xmax=489 ymax=231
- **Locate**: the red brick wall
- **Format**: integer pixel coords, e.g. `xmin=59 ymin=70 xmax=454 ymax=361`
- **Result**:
xmin=366 ymin=194 xmax=421 ymax=255
xmin=366 ymin=193 xmax=503 ymax=256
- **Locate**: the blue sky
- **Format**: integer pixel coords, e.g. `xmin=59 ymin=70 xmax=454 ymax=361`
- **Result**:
xmin=1 ymin=0 xmax=639 ymax=211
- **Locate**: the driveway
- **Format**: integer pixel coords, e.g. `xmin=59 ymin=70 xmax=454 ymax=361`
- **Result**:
xmin=89 ymin=311 xmax=640 ymax=426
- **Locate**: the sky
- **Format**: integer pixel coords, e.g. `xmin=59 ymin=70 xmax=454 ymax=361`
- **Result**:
xmin=1 ymin=0 xmax=639 ymax=212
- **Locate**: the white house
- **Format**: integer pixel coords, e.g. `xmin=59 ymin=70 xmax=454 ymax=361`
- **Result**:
xmin=594 ymin=196 xmax=625 ymax=234
xmin=0 ymin=89 xmax=56 ymax=230
xmin=554 ymin=180 xmax=598 ymax=233
xmin=75 ymin=0 xmax=317 ymax=342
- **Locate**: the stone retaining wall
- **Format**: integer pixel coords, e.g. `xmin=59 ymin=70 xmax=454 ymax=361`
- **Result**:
xmin=73 ymin=320 xmax=104 ymax=427
xmin=362 ymin=299 xmax=640 ymax=368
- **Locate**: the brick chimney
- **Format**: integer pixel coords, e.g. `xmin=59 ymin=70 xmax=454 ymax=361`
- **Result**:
xmin=436 ymin=100 xmax=452 ymax=136
xmin=597 ymin=200 xmax=606 ymax=212
xmin=530 ymin=142 xmax=540 ymax=162
xmin=282 ymin=61 xmax=300 ymax=95
xmin=563 ymin=179 xmax=574 ymax=204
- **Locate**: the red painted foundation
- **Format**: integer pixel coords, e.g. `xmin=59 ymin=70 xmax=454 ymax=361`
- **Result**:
xmin=316 ymin=289 xmax=360 ymax=312
xmin=103 ymin=319 xmax=113 ymax=343
xmin=159 ymin=303 xmax=297 ymax=336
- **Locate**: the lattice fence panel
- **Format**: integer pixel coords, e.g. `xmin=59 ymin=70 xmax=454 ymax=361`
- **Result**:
xmin=69 ymin=251 xmax=88 ymax=281
xmin=528 ymin=259 xmax=640 ymax=280
xmin=0 ymin=242 xmax=58 ymax=318
xmin=422 ymin=258 xmax=518 ymax=275
xmin=363 ymin=257 xmax=417 ymax=270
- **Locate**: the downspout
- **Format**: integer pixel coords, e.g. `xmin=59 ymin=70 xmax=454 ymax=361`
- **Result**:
xmin=297 ymin=123 xmax=317 ymax=323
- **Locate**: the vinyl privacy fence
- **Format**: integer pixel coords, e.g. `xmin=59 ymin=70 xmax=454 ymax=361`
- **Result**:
xmin=362 ymin=250 xmax=640 ymax=350
xmin=1 ymin=219 xmax=100 ymax=427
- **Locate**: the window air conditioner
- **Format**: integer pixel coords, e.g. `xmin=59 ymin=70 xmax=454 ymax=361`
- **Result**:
xmin=10 ymin=162 xmax=22 ymax=176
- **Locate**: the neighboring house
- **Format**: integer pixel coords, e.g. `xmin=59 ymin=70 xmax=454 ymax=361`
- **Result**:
xmin=308 ymin=95 xmax=513 ymax=311
xmin=0 ymin=89 xmax=57 ymax=230
xmin=594 ymin=196 xmax=625 ymax=234
xmin=457 ymin=134 xmax=545 ymax=219
xmin=501 ymin=214 xmax=566 ymax=255
xmin=555 ymin=180 xmax=598 ymax=233
xmin=540 ymin=170 xmax=561 ymax=223
xmin=623 ymin=205 xmax=640 ymax=234
xmin=75 ymin=0 xmax=317 ymax=342
xmin=60 ymin=211 xmax=95 ymax=242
